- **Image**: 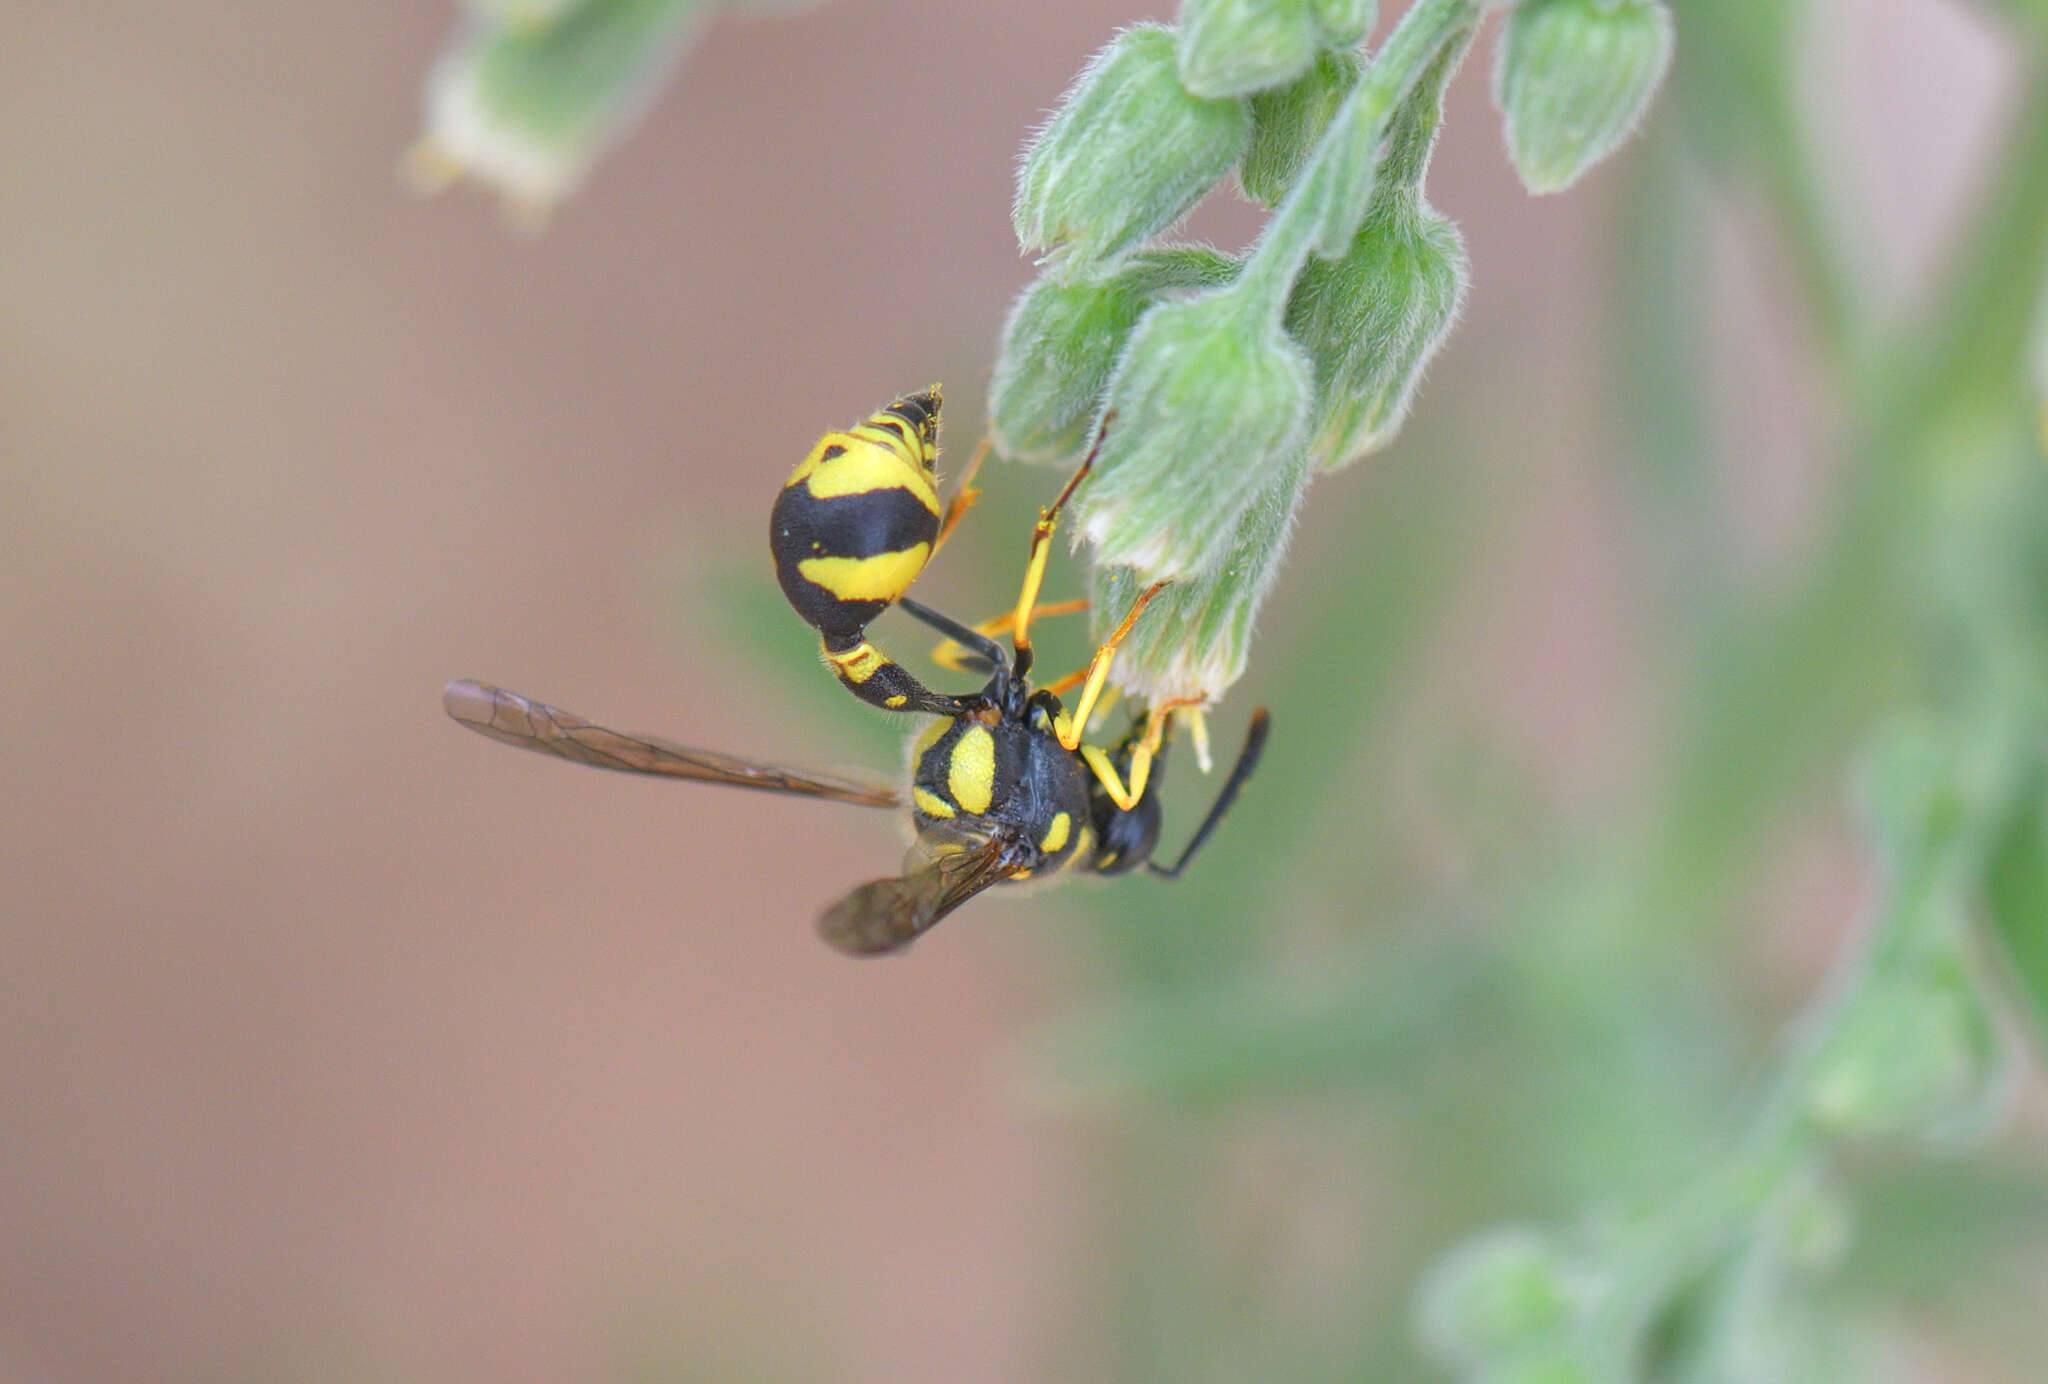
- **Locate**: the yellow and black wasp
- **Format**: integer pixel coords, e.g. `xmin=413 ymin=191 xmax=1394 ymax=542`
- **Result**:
xmin=446 ymin=388 xmax=1270 ymax=955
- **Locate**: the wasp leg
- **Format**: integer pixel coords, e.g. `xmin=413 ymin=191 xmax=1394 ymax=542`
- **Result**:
xmin=1076 ymin=695 xmax=1201 ymax=811
xmin=931 ymin=598 xmax=1090 ymax=672
xmin=1057 ymin=581 xmax=1170 ymax=753
xmin=898 ymin=596 xmax=1010 ymax=676
xmin=932 ymin=436 xmax=992 ymax=555
xmin=1146 ymin=709 xmax=1271 ymax=878
xmin=1010 ymin=416 xmax=1113 ymax=679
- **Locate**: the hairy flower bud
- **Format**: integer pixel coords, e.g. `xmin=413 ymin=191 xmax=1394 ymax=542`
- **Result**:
xmin=1093 ymin=448 xmax=1310 ymax=704
xmin=461 ymin=0 xmax=582 ymax=28
xmin=1807 ymin=945 xmax=2006 ymax=1143
xmin=1309 ymin=0 xmax=1377 ymax=49
xmin=409 ymin=2 xmax=707 ymax=214
xmin=1286 ymin=192 xmax=1468 ymax=468
xmin=1415 ymin=1227 xmax=1594 ymax=1376
xmin=1176 ymin=0 xmax=1321 ymax=99
xmin=1494 ymin=0 xmax=1673 ymax=195
xmin=1078 ymin=288 xmax=1314 ymax=581
xmin=1016 ymin=26 xmax=1252 ymax=266
xmin=1240 ymin=50 xmax=1362 ymax=209
xmin=989 ymin=247 xmax=1240 ymax=465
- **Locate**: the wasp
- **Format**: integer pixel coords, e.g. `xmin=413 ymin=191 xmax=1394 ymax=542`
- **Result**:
xmin=767 ymin=386 xmax=985 ymax=716
xmin=446 ymin=389 xmax=1270 ymax=955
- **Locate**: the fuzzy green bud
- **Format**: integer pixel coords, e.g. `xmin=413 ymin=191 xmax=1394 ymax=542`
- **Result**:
xmin=1240 ymin=50 xmax=1362 ymax=209
xmin=1016 ymin=27 xmax=1252 ymax=266
xmin=1079 ymin=287 xmax=1314 ymax=582
xmin=1494 ymin=0 xmax=1673 ymax=195
xmin=1287 ymin=193 xmax=1468 ymax=468
xmin=1309 ymin=0 xmax=1377 ymax=49
xmin=1414 ymin=1227 xmax=1591 ymax=1375
xmin=989 ymin=247 xmax=1241 ymax=466
xmin=462 ymin=0 xmax=583 ymax=28
xmin=1808 ymin=945 xmax=2005 ymax=1143
xmin=409 ymin=0 xmax=708 ymax=214
xmin=1177 ymin=0 xmax=1322 ymax=99
xmin=1093 ymin=448 xmax=1310 ymax=703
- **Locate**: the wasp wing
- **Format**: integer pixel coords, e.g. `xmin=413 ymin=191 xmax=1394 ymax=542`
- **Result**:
xmin=443 ymin=680 xmax=900 ymax=808
xmin=817 ymin=826 xmax=1028 ymax=956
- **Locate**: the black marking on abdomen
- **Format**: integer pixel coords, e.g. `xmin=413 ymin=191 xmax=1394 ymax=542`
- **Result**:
xmin=769 ymin=483 xmax=939 ymax=642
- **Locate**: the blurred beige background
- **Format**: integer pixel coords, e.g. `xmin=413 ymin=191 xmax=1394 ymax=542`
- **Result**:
xmin=0 ymin=2 xmax=2018 ymax=1381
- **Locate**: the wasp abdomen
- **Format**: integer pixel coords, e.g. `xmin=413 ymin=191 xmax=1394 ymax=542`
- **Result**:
xmin=770 ymin=389 xmax=944 ymax=645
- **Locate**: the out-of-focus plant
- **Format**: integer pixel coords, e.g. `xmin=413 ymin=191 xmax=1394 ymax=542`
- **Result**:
xmin=984 ymin=3 xmax=2048 ymax=1381
xmin=406 ymin=0 xmax=827 ymax=225
xmin=993 ymin=0 xmax=1671 ymax=706
xmin=557 ymin=1 xmax=2048 ymax=1376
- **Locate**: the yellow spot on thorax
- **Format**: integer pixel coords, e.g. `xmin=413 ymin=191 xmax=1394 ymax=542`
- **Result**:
xmin=913 ymin=718 xmax=950 ymax=760
xmin=800 ymin=544 xmax=931 ymax=603
xmin=947 ymin=725 xmax=996 ymax=815
xmin=1039 ymin=811 xmax=1071 ymax=854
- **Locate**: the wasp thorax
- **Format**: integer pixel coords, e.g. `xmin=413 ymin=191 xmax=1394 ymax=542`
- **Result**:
xmin=907 ymin=715 xmax=1093 ymax=873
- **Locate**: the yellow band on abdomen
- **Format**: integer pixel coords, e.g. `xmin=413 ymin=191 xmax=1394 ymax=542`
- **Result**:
xmin=799 ymin=544 xmax=930 ymax=603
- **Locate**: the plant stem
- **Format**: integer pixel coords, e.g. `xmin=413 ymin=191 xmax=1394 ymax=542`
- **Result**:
xmin=1235 ymin=0 xmax=1482 ymax=308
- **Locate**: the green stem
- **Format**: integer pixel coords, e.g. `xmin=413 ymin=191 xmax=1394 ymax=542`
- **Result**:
xmin=1579 ymin=802 xmax=1967 ymax=1369
xmin=1554 ymin=62 xmax=2048 ymax=1379
xmin=1756 ymin=110 xmax=1859 ymax=367
xmin=1875 ymin=69 xmax=2048 ymax=454
xmin=1379 ymin=21 xmax=1477 ymax=203
xmin=1234 ymin=0 xmax=1481 ymax=308
xmin=1619 ymin=70 xmax=2048 ymax=953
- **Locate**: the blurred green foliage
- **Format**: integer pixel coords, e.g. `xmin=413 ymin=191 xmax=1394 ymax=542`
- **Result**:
xmin=697 ymin=3 xmax=2048 ymax=1380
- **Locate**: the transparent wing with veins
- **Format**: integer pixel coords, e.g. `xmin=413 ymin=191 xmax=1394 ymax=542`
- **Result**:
xmin=443 ymin=680 xmax=901 ymax=808
xmin=816 ymin=821 xmax=1031 ymax=956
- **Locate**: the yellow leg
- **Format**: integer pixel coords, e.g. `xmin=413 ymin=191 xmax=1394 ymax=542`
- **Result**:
xmin=1080 ymin=743 xmax=1148 ymax=812
xmin=1059 ymin=581 xmax=1169 ymax=750
xmin=1180 ymin=705 xmax=1213 ymax=774
xmin=932 ymin=436 xmax=991 ymax=554
xmin=931 ymin=598 xmax=1089 ymax=672
xmin=1076 ymin=698 xmax=1201 ymax=810
xmin=1013 ymin=419 xmax=1111 ymax=667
